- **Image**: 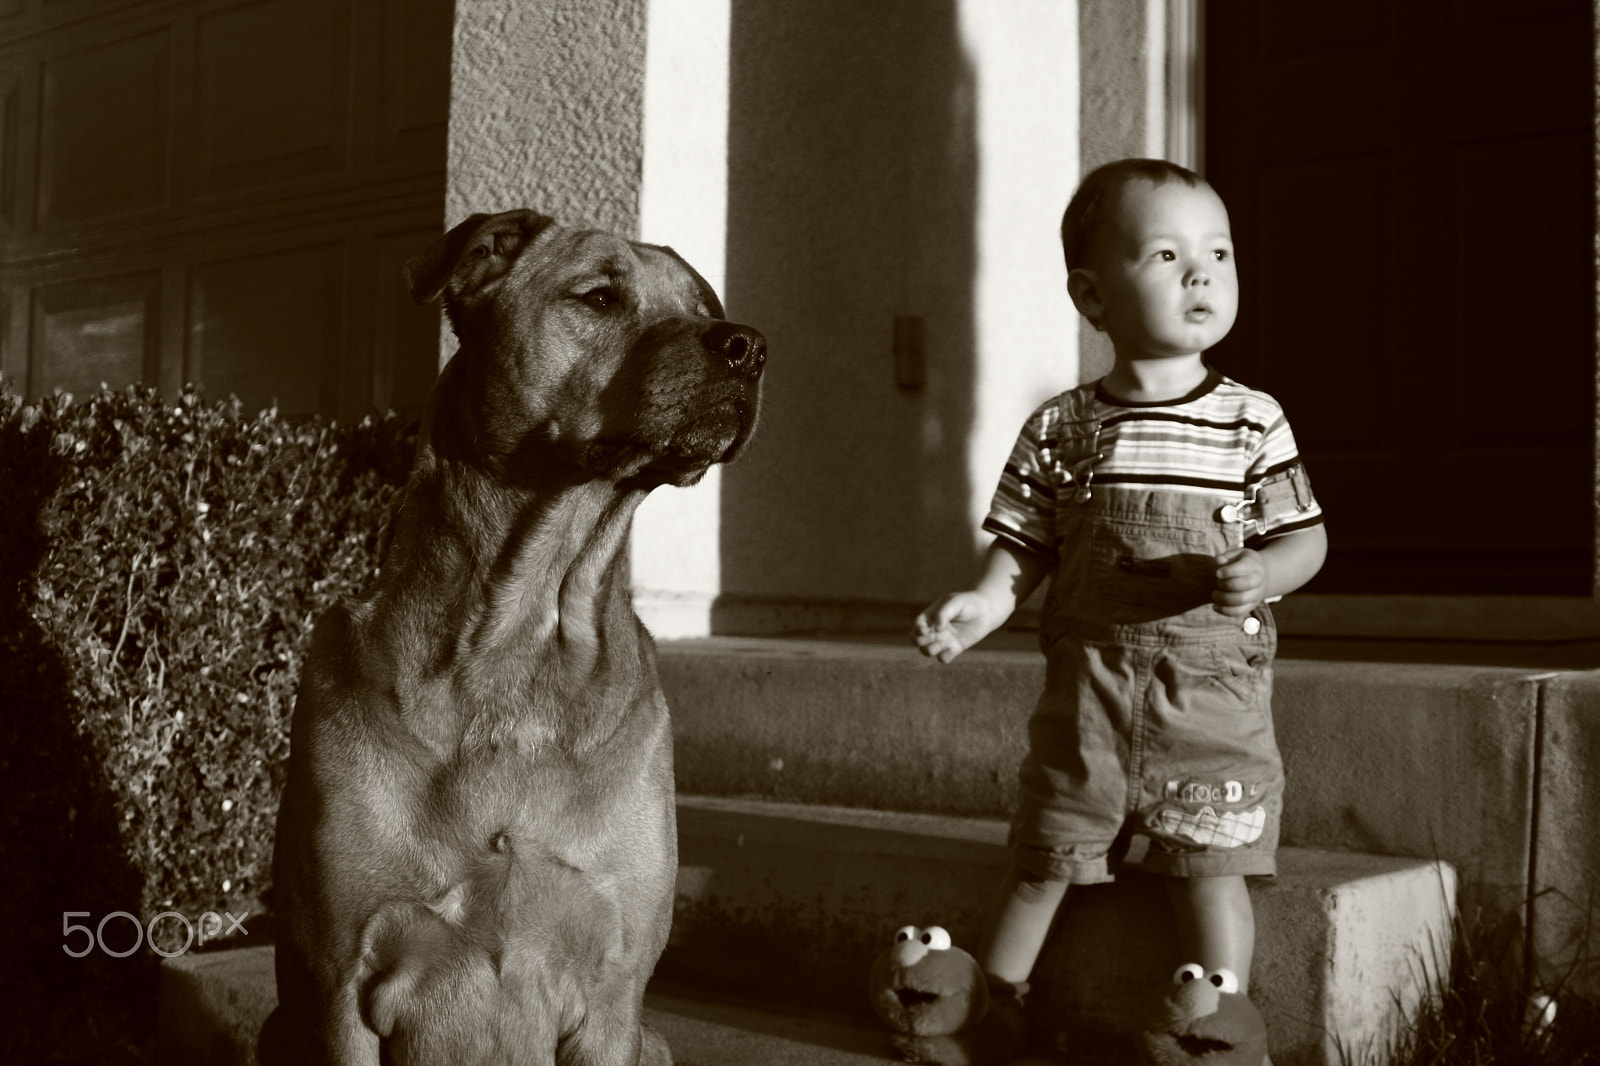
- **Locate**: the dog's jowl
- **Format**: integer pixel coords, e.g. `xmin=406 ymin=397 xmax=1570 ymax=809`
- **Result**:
xmin=259 ymin=210 xmax=765 ymax=1066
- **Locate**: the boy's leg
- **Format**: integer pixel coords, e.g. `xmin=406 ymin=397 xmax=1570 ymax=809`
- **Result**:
xmin=1164 ymin=873 xmax=1254 ymax=990
xmin=979 ymin=869 xmax=1069 ymax=981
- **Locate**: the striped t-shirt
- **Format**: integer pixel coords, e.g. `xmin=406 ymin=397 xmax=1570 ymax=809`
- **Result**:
xmin=984 ymin=367 xmax=1323 ymax=559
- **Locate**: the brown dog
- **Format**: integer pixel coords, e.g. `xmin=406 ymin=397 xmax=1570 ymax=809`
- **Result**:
xmin=258 ymin=209 xmax=765 ymax=1066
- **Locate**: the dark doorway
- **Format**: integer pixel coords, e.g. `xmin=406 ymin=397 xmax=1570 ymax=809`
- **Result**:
xmin=1205 ymin=1 xmax=1595 ymax=594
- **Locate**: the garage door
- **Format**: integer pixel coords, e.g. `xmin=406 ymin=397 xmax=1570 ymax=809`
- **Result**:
xmin=0 ymin=0 xmax=451 ymax=420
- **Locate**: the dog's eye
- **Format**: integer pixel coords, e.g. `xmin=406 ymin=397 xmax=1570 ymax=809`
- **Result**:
xmin=581 ymin=286 xmax=621 ymax=311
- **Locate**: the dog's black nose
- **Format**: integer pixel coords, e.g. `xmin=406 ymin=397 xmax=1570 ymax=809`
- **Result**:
xmin=702 ymin=321 xmax=767 ymax=378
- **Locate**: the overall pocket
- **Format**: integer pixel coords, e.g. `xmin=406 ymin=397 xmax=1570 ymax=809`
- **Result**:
xmin=1211 ymin=641 xmax=1272 ymax=709
xmin=1085 ymin=511 xmax=1220 ymax=623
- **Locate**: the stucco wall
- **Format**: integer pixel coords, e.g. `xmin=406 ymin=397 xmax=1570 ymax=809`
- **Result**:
xmin=713 ymin=1 xmax=1077 ymax=617
xmin=447 ymin=0 xmax=648 ymax=233
xmin=443 ymin=1 xmax=1076 ymax=628
xmin=1075 ymin=0 xmax=1167 ymax=384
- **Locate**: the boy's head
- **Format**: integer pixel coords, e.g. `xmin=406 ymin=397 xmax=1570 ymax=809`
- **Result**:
xmin=1060 ymin=158 xmax=1237 ymax=360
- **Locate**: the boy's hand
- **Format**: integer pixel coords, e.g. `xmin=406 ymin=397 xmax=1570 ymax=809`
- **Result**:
xmin=1213 ymin=547 xmax=1267 ymax=617
xmin=914 ymin=592 xmax=991 ymax=663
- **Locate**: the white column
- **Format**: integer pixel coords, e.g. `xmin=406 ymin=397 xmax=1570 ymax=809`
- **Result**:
xmin=960 ymin=0 xmax=1081 ymax=548
xmin=1076 ymin=0 xmax=1172 ymax=382
xmin=631 ymin=0 xmax=732 ymax=638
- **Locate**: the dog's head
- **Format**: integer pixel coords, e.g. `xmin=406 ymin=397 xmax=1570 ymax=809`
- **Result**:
xmin=406 ymin=209 xmax=766 ymax=487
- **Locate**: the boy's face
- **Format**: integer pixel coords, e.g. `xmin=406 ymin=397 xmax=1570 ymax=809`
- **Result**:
xmin=1069 ymin=178 xmax=1238 ymax=360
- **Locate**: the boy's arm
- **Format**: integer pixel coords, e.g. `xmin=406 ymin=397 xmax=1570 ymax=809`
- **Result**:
xmin=914 ymin=538 xmax=1052 ymax=663
xmin=1213 ymin=524 xmax=1328 ymax=617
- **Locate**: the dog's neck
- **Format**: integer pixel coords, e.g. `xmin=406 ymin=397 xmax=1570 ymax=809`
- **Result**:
xmin=370 ymin=445 xmax=650 ymax=692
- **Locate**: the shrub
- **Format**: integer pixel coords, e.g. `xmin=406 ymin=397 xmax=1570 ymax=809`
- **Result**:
xmin=0 ymin=382 xmax=416 ymax=1062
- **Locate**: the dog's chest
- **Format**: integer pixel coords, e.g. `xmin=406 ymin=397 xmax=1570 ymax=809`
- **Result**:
xmin=401 ymin=657 xmax=629 ymax=751
xmin=419 ymin=705 xmax=667 ymax=869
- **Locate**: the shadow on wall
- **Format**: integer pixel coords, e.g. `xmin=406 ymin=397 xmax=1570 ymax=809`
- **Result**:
xmin=716 ymin=1 xmax=978 ymax=622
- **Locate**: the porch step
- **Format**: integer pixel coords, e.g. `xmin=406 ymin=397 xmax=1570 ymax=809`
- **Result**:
xmin=156 ymin=797 xmax=1453 ymax=1066
xmin=646 ymin=983 xmax=1057 ymax=1066
xmin=158 ymin=943 xmax=956 ymax=1066
xmin=659 ymin=635 xmax=1549 ymax=896
xmin=666 ymin=794 xmax=1455 ymax=1066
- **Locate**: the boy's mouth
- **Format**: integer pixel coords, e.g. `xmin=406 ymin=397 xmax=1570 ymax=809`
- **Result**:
xmin=1185 ymin=304 xmax=1212 ymax=320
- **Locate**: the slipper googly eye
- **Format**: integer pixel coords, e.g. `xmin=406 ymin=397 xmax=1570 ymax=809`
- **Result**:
xmin=895 ymin=925 xmax=919 ymax=944
xmin=1174 ymin=963 xmax=1206 ymax=984
xmin=1207 ymin=969 xmax=1240 ymax=994
xmin=920 ymin=926 xmax=952 ymax=951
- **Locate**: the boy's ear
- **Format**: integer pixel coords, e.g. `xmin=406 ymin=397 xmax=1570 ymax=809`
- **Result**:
xmin=1066 ymin=268 xmax=1105 ymax=331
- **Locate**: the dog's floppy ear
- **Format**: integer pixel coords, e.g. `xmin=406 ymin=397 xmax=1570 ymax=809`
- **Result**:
xmin=405 ymin=210 xmax=556 ymax=306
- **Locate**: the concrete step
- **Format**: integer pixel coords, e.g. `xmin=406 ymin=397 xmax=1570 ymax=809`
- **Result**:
xmin=646 ymin=983 xmax=1055 ymax=1066
xmin=658 ymin=635 xmax=1552 ymax=901
xmin=156 ymin=796 xmax=1452 ymax=1066
xmin=665 ymin=794 xmax=1457 ymax=1066
xmin=159 ymin=942 xmax=1065 ymax=1066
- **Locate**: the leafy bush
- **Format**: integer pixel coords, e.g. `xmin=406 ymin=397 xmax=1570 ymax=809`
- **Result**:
xmin=0 ymin=382 xmax=416 ymax=1062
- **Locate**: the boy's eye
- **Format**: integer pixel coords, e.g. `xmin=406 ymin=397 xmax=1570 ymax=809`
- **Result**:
xmin=1212 ymin=249 xmax=1232 ymax=262
xmin=1155 ymin=250 xmax=1176 ymax=262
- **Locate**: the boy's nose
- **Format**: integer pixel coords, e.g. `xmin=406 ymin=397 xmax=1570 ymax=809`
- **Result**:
xmin=1185 ymin=267 xmax=1210 ymax=286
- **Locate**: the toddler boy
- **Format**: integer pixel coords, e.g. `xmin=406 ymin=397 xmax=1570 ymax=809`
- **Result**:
xmin=910 ymin=158 xmax=1327 ymax=1064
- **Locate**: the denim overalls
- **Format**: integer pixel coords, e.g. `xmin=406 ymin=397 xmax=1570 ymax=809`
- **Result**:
xmin=1008 ymin=386 xmax=1309 ymax=884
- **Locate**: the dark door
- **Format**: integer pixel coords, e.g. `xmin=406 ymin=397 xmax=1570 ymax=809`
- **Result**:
xmin=1206 ymin=0 xmax=1594 ymax=593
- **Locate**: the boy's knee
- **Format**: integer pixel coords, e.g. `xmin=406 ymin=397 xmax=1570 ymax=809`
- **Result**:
xmin=1011 ymin=875 xmax=1069 ymax=907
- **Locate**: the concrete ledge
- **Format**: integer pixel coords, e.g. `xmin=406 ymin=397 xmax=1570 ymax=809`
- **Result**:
xmin=646 ymin=983 xmax=951 ymax=1066
xmin=1270 ymin=659 xmax=1539 ymax=895
xmin=660 ymin=636 xmax=1542 ymax=895
xmin=159 ymin=945 xmax=996 ymax=1066
xmin=660 ymin=635 xmax=1041 ymax=816
xmin=669 ymin=794 xmax=1457 ymax=1066
xmin=158 ymin=945 xmax=275 ymax=1066
xmin=1534 ymin=669 xmax=1600 ymax=992
xmin=157 ymin=795 xmax=1455 ymax=1066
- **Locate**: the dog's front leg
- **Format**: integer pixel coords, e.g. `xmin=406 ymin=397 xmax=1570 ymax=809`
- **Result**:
xmin=636 ymin=1022 xmax=673 ymax=1066
xmin=554 ymin=987 xmax=672 ymax=1066
xmin=261 ymin=890 xmax=385 ymax=1066
xmin=258 ymin=988 xmax=379 ymax=1066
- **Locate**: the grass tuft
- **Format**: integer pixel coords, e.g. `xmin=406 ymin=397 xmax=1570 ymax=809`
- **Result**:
xmin=1338 ymin=892 xmax=1600 ymax=1066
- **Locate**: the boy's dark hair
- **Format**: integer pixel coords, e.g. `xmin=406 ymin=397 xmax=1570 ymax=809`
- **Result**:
xmin=1060 ymin=158 xmax=1205 ymax=269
